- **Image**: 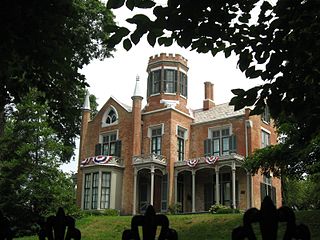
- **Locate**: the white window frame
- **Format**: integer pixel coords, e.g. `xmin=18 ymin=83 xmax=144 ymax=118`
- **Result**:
xmin=148 ymin=124 xmax=164 ymax=155
xmin=208 ymin=125 xmax=232 ymax=156
xmin=102 ymin=105 xmax=119 ymax=127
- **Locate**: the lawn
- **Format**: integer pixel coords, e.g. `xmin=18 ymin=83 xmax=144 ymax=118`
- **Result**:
xmin=20 ymin=210 xmax=320 ymax=240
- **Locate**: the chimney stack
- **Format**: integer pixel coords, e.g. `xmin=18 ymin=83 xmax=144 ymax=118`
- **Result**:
xmin=203 ymin=82 xmax=215 ymax=110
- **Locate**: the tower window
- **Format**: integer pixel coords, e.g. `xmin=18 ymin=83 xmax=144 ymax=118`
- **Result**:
xmin=151 ymin=127 xmax=162 ymax=155
xmin=148 ymin=70 xmax=161 ymax=95
xmin=180 ymin=72 xmax=187 ymax=97
xmin=177 ymin=127 xmax=186 ymax=161
xmin=164 ymin=69 xmax=177 ymax=93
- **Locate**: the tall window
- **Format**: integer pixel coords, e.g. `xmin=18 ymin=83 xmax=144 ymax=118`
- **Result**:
xmin=151 ymin=127 xmax=162 ymax=155
xmin=164 ymin=69 xmax=177 ymax=93
xmin=83 ymin=172 xmax=111 ymax=210
xmin=177 ymin=127 xmax=186 ymax=161
xmin=100 ymin=172 xmax=111 ymax=209
xmin=261 ymin=130 xmax=270 ymax=148
xmin=212 ymin=128 xmax=230 ymax=156
xmin=91 ymin=172 xmax=99 ymax=209
xmin=102 ymin=132 xmax=117 ymax=155
xmin=84 ymin=174 xmax=91 ymax=210
xmin=180 ymin=72 xmax=188 ymax=97
xmin=204 ymin=127 xmax=236 ymax=156
xmin=261 ymin=106 xmax=271 ymax=123
xmin=261 ymin=174 xmax=276 ymax=205
xmin=148 ymin=70 xmax=161 ymax=95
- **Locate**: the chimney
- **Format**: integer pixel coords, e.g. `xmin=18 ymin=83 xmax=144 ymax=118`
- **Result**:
xmin=203 ymin=82 xmax=215 ymax=110
xmin=131 ymin=75 xmax=143 ymax=156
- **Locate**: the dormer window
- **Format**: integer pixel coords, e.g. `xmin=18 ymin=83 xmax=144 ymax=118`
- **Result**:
xmin=102 ymin=106 xmax=118 ymax=127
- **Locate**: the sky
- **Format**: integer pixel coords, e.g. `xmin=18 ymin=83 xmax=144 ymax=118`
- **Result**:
xmin=61 ymin=4 xmax=263 ymax=173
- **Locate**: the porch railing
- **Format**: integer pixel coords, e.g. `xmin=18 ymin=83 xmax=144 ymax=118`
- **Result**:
xmin=133 ymin=153 xmax=167 ymax=166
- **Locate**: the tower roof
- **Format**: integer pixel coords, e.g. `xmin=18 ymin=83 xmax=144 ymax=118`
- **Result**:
xmin=132 ymin=75 xmax=143 ymax=99
xmin=82 ymin=91 xmax=91 ymax=111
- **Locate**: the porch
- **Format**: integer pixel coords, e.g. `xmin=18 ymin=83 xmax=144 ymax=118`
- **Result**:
xmin=174 ymin=154 xmax=251 ymax=212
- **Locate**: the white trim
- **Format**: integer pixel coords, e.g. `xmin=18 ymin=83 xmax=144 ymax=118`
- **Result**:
xmin=147 ymin=123 xmax=164 ymax=138
xmin=163 ymin=66 xmax=178 ymax=70
xmin=101 ymin=105 xmax=119 ymax=127
xmin=99 ymin=129 xmax=119 ymax=143
xmin=142 ymin=107 xmax=194 ymax=120
xmin=176 ymin=125 xmax=188 ymax=140
xmin=208 ymin=124 xmax=232 ymax=138
xmin=149 ymin=66 xmax=162 ymax=71
xmin=261 ymin=126 xmax=271 ymax=134
xmin=179 ymin=68 xmax=187 ymax=74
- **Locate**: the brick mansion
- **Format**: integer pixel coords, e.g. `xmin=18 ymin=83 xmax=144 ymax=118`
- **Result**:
xmin=76 ymin=53 xmax=281 ymax=215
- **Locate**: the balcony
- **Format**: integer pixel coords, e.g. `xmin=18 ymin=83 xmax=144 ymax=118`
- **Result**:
xmin=80 ymin=155 xmax=124 ymax=168
xmin=133 ymin=153 xmax=167 ymax=167
xmin=174 ymin=153 xmax=244 ymax=169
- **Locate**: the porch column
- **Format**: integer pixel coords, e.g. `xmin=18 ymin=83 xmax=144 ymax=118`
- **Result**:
xmin=174 ymin=171 xmax=178 ymax=204
xmin=133 ymin=168 xmax=137 ymax=215
xmin=232 ymin=161 xmax=236 ymax=209
xmin=246 ymin=171 xmax=251 ymax=209
xmin=150 ymin=165 xmax=155 ymax=206
xmin=97 ymin=170 xmax=102 ymax=210
xmin=192 ymin=170 xmax=196 ymax=212
xmin=215 ymin=165 xmax=220 ymax=204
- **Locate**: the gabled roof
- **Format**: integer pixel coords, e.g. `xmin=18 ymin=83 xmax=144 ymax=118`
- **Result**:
xmin=193 ymin=103 xmax=245 ymax=124
xmin=109 ymin=95 xmax=132 ymax=112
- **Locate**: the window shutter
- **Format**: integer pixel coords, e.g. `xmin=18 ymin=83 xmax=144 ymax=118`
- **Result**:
xmin=95 ymin=143 xmax=102 ymax=156
xmin=204 ymin=139 xmax=212 ymax=156
xmin=229 ymin=135 xmax=237 ymax=153
xmin=260 ymin=182 xmax=266 ymax=203
xmin=115 ymin=140 xmax=122 ymax=157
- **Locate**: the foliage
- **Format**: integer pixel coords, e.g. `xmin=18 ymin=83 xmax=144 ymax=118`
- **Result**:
xmin=0 ymin=89 xmax=78 ymax=236
xmin=167 ymin=203 xmax=182 ymax=214
xmin=83 ymin=208 xmax=120 ymax=216
xmin=209 ymin=204 xmax=240 ymax=214
xmin=0 ymin=0 xmax=115 ymax=161
xmin=106 ymin=0 xmax=320 ymax=177
xmin=283 ymin=175 xmax=320 ymax=210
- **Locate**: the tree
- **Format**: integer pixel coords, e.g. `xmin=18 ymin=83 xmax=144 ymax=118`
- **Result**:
xmin=0 ymin=0 xmax=116 ymax=161
xmin=0 ymin=89 xmax=78 ymax=235
xmin=106 ymin=0 xmax=320 ymax=176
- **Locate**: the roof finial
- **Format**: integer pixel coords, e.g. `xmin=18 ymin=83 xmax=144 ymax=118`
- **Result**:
xmin=132 ymin=74 xmax=143 ymax=99
xmin=82 ymin=90 xmax=91 ymax=110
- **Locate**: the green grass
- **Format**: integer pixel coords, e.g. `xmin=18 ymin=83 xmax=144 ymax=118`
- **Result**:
xmin=19 ymin=210 xmax=320 ymax=240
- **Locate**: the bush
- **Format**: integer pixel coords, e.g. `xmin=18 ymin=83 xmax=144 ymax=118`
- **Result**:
xmin=168 ymin=203 xmax=182 ymax=214
xmin=216 ymin=208 xmax=240 ymax=214
xmin=83 ymin=208 xmax=119 ymax=216
xmin=209 ymin=204 xmax=230 ymax=213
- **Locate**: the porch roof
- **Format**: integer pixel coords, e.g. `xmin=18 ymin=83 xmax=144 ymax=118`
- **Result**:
xmin=174 ymin=154 xmax=245 ymax=172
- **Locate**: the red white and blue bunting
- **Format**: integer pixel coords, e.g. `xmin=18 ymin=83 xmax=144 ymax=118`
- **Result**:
xmin=205 ymin=156 xmax=219 ymax=165
xmin=186 ymin=156 xmax=219 ymax=168
xmin=186 ymin=158 xmax=199 ymax=168
xmin=81 ymin=155 xmax=112 ymax=166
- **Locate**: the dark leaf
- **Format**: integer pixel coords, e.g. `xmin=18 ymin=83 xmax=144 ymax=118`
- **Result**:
xmin=107 ymin=0 xmax=125 ymax=9
xmin=136 ymin=0 xmax=156 ymax=9
xmin=231 ymin=88 xmax=245 ymax=96
xmin=147 ymin=32 xmax=156 ymax=46
xmin=123 ymin=38 xmax=132 ymax=51
xmin=126 ymin=0 xmax=135 ymax=10
xmin=127 ymin=14 xmax=151 ymax=25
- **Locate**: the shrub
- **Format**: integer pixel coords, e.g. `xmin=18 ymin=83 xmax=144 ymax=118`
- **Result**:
xmin=168 ymin=203 xmax=182 ymax=214
xmin=209 ymin=204 xmax=230 ymax=214
xmin=216 ymin=208 xmax=240 ymax=214
xmin=83 ymin=208 xmax=119 ymax=216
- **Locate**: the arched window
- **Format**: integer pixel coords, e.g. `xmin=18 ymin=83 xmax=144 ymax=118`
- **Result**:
xmin=102 ymin=106 xmax=118 ymax=127
xmin=106 ymin=109 xmax=117 ymax=124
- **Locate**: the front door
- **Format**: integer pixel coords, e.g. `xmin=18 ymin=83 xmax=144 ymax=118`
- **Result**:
xmin=139 ymin=180 xmax=149 ymax=213
xmin=204 ymin=183 xmax=215 ymax=210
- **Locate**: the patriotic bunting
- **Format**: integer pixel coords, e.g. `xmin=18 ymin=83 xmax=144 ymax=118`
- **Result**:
xmin=205 ymin=156 xmax=219 ymax=165
xmin=81 ymin=155 xmax=112 ymax=166
xmin=186 ymin=158 xmax=199 ymax=168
